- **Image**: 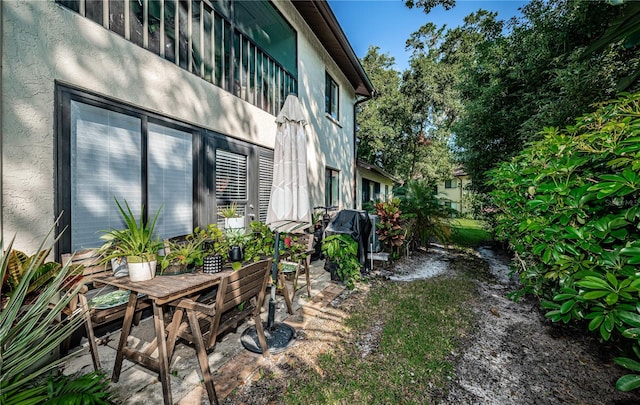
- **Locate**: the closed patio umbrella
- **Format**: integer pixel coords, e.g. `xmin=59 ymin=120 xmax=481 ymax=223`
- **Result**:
xmin=242 ymin=94 xmax=311 ymax=354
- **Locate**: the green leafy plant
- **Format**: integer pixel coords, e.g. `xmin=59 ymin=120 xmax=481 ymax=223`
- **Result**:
xmin=396 ymin=179 xmax=453 ymax=249
xmin=159 ymin=233 xmax=206 ymax=272
xmin=322 ymin=234 xmax=361 ymax=290
xmin=489 ymin=93 xmax=640 ymax=391
xmin=0 ymin=228 xmax=94 ymax=403
xmin=99 ymin=198 xmax=163 ymax=264
xmin=42 ymin=371 xmax=113 ymax=404
xmin=218 ymin=202 xmax=240 ymax=219
xmin=374 ymin=198 xmax=406 ymax=259
xmin=2 ymin=248 xmax=76 ymax=304
xmin=194 ymin=223 xmax=226 ymax=258
xmin=243 ymin=221 xmax=276 ymax=263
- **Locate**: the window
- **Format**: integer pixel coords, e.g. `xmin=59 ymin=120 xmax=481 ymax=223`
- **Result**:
xmin=325 ymin=72 xmax=339 ymax=120
xmin=445 ymin=179 xmax=457 ymax=189
xmin=64 ymin=98 xmax=194 ymax=251
xmin=57 ymin=0 xmax=297 ymax=116
xmin=56 ymin=86 xmax=274 ymax=256
xmin=325 ymin=168 xmax=339 ymax=207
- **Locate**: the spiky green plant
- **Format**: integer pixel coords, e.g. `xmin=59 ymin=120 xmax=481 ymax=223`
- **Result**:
xmin=0 ymin=228 xmax=88 ymax=403
xmin=98 ymin=198 xmax=163 ymax=263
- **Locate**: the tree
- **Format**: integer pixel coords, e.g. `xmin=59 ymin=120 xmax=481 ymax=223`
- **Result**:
xmin=357 ymin=46 xmax=407 ymax=175
xmin=453 ymin=0 xmax=638 ymax=192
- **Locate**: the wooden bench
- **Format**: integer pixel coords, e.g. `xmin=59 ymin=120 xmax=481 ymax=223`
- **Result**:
xmin=165 ymin=258 xmax=272 ymax=364
xmin=62 ymin=249 xmax=151 ymax=370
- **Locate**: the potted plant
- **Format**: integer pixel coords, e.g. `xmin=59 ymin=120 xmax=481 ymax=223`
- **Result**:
xmin=224 ymin=227 xmax=249 ymax=267
xmin=321 ymin=234 xmax=361 ymax=290
xmin=219 ymin=202 xmax=244 ymax=229
xmin=195 ymin=224 xmax=226 ymax=273
xmin=243 ymin=221 xmax=275 ymax=263
xmin=159 ymin=233 xmax=205 ymax=275
xmin=99 ymin=199 xmax=163 ymax=282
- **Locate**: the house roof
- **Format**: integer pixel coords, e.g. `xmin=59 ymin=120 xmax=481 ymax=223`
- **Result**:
xmin=453 ymin=167 xmax=468 ymax=177
xmin=292 ymin=1 xmax=374 ymax=98
xmin=357 ymin=160 xmax=403 ymax=185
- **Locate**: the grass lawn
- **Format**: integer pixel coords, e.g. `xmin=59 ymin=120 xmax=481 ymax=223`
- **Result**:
xmin=449 ymin=218 xmax=492 ymax=247
xmin=283 ymin=275 xmax=477 ymax=404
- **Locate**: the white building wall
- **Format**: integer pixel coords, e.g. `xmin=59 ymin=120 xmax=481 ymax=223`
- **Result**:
xmin=1 ymin=0 xmax=357 ymax=252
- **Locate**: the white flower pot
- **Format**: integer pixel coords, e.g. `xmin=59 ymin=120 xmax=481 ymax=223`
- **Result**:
xmin=127 ymin=258 xmax=157 ymax=282
xmin=225 ymin=217 xmax=244 ymax=229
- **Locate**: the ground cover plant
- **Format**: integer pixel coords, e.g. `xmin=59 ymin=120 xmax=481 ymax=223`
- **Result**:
xmin=282 ymin=274 xmax=476 ymax=404
xmin=489 ymin=92 xmax=640 ymax=390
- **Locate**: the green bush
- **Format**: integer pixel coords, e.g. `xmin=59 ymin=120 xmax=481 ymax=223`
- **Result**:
xmin=489 ymin=92 xmax=640 ymax=389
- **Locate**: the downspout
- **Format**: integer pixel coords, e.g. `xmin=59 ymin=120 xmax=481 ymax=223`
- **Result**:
xmin=352 ymin=93 xmax=372 ymax=209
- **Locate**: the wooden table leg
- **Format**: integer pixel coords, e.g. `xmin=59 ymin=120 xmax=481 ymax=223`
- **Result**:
xmin=153 ymin=301 xmax=173 ymax=405
xmin=187 ymin=309 xmax=219 ymax=405
xmin=112 ymin=292 xmax=138 ymax=382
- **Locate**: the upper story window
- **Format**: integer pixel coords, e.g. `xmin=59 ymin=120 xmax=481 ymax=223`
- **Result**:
xmin=57 ymin=0 xmax=297 ymax=115
xmin=445 ymin=179 xmax=457 ymax=189
xmin=325 ymin=72 xmax=339 ymax=120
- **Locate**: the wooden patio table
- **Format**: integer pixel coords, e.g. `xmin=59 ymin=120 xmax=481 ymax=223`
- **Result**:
xmin=93 ymin=270 xmax=233 ymax=405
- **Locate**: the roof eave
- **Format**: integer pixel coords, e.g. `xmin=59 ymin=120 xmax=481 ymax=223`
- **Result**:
xmin=292 ymin=0 xmax=374 ymax=97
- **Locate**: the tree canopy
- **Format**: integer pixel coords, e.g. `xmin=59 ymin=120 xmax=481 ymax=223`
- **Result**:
xmin=356 ymin=0 xmax=640 ymax=191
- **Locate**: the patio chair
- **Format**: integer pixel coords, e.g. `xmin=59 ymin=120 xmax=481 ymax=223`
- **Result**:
xmin=62 ymin=249 xmax=151 ymax=370
xmin=276 ymin=233 xmax=314 ymax=314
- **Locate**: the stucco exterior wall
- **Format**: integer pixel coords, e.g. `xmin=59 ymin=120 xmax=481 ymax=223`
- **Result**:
xmin=2 ymin=0 xmax=357 ymax=252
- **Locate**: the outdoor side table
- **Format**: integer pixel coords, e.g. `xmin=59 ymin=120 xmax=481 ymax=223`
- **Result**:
xmin=93 ymin=271 xmax=232 ymax=405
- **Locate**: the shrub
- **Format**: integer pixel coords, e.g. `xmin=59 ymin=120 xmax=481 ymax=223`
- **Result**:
xmin=489 ymin=92 xmax=640 ymax=389
xmin=396 ymin=179 xmax=453 ymax=249
xmin=1 ymin=226 xmax=113 ymax=403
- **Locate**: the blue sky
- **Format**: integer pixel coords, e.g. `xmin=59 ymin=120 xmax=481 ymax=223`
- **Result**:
xmin=328 ymin=0 xmax=528 ymax=71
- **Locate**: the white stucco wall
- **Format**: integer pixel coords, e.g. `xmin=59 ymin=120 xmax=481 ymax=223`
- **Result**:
xmin=278 ymin=1 xmax=356 ymax=211
xmin=2 ymin=0 xmax=357 ymax=253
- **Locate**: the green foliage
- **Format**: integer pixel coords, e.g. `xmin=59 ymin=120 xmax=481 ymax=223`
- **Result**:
xmin=451 ymin=0 xmax=639 ymax=191
xmin=243 ymin=221 xmax=276 ymax=263
xmin=0 ymin=228 xmax=89 ymax=403
xmin=99 ymin=198 xmax=163 ymax=263
xmin=2 ymin=249 xmax=68 ymax=301
xmin=159 ymin=233 xmax=206 ymax=271
xmin=374 ymin=198 xmax=406 ymax=259
xmin=490 ymin=93 xmax=640 ymax=388
xmin=321 ymin=234 xmax=361 ymax=290
xmin=194 ymin=223 xmax=226 ymax=257
xmin=396 ymin=179 xmax=453 ymax=248
xmin=43 ymin=371 xmax=113 ymax=404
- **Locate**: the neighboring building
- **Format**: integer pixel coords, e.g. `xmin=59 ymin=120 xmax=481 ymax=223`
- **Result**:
xmin=1 ymin=0 xmax=374 ymax=256
xmin=355 ymin=159 xmax=401 ymax=209
xmin=437 ymin=167 xmax=472 ymax=215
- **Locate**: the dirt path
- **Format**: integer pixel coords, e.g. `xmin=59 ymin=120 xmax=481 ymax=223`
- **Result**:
xmin=223 ymin=246 xmax=640 ymax=404
xmin=439 ymin=246 xmax=640 ymax=405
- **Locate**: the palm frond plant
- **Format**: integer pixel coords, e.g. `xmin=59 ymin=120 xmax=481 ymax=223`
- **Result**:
xmin=99 ymin=198 xmax=163 ymax=281
xmin=397 ymin=179 xmax=453 ymax=249
xmin=0 ymin=226 xmax=110 ymax=403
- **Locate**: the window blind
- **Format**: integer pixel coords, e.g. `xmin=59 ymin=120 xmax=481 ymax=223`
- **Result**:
xmin=70 ymin=101 xmax=142 ymax=250
xmin=148 ymin=123 xmax=194 ymax=239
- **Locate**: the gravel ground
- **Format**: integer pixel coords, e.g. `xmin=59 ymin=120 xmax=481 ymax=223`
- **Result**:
xmin=222 ymin=246 xmax=640 ymax=404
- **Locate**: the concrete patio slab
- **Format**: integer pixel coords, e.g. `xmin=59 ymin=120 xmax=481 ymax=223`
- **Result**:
xmin=63 ymin=259 xmax=345 ymax=404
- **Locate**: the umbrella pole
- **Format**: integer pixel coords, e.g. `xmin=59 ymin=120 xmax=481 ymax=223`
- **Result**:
xmin=241 ymin=230 xmax=296 ymax=354
xmin=268 ymin=231 xmax=280 ymax=329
